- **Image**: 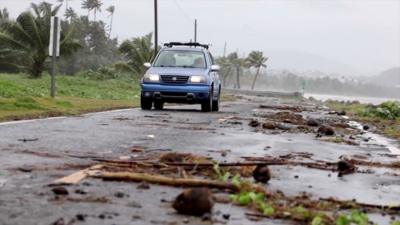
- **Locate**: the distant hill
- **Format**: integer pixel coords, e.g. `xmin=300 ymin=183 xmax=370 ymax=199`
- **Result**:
xmin=370 ymin=67 xmax=400 ymax=87
xmin=265 ymin=50 xmax=357 ymax=75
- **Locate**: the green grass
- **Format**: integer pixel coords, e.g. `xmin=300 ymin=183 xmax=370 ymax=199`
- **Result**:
xmin=0 ymin=73 xmax=140 ymax=121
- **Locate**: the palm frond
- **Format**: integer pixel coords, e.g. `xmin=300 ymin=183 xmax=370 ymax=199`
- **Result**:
xmin=17 ymin=12 xmax=44 ymax=49
xmin=0 ymin=32 xmax=30 ymax=51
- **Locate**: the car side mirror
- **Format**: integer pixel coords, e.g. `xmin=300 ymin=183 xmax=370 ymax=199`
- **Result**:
xmin=144 ymin=62 xmax=151 ymax=68
xmin=211 ymin=65 xmax=220 ymax=71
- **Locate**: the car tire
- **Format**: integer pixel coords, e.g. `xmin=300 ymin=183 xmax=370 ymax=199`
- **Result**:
xmin=141 ymin=96 xmax=152 ymax=110
xmin=154 ymin=101 xmax=164 ymax=110
xmin=212 ymin=89 xmax=220 ymax=112
xmin=201 ymin=89 xmax=213 ymax=112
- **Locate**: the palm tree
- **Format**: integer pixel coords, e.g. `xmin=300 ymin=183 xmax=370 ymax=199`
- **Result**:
xmin=227 ymin=52 xmax=246 ymax=89
xmin=92 ymin=0 xmax=103 ymax=21
xmin=82 ymin=0 xmax=102 ymax=21
xmin=64 ymin=7 xmax=77 ymax=23
xmin=246 ymin=51 xmax=268 ymax=90
xmin=215 ymin=56 xmax=232 ymax=87
xmin=57 ymin=0 xmax=72 ymax=12
xmin=81 ymin=0 xmax=92 ymax=19
xmin=0 ymin=2 xmax=80 ymax=78
xmin=106 ymin=5 xmax=115 ymax=38
xmin=117 ymin=33 xmax=155 ymax=76
xmin=0 ymin=8 xmax=9 ymax=21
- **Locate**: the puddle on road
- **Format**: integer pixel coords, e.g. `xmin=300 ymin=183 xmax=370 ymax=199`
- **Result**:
xmin=348 ymin=120 xmax=400 ymax=155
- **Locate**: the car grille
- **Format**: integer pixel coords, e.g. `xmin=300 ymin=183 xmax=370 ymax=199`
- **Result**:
xmin=161 ymin=75 xmax=189 ymax=84
xmin=160 ymin=92 xmax=187 ymax=96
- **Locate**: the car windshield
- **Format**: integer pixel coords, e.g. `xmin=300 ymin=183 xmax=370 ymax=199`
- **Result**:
xmin=154 ymin=50 xmax=206 ymax=68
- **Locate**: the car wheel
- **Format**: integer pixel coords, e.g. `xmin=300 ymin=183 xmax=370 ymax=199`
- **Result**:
xmin=201 ymin=89 xmax=213 ymax=112
xmin=154 ymin=101 xmax=164 ymax=110
xmin=212 ymin=90 xmax=220 ymax=112
xmin=141 ymin=96 xmax=152 ymax=110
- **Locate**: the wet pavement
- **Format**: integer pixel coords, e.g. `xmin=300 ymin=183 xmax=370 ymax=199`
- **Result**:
xmin=0 ymin=93 xmax=399 ymax=225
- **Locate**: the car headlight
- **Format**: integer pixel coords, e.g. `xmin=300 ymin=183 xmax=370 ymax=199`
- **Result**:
xmin=143 ymin=74 xmax=160 ymax=82
xmin=190 ymin=75 xmax=206 ymax=83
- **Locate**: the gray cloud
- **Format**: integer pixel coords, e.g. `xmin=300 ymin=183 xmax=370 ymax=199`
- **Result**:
xmin=2 ymin=0 xmax=399 ymax=75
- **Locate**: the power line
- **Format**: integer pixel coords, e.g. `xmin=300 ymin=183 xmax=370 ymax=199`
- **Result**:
xmin=173 ymin=0 xmax=192 ymax=23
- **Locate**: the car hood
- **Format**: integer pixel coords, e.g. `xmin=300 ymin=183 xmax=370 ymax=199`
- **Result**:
xmin=146 ymin=67 xmax=209 ymax=76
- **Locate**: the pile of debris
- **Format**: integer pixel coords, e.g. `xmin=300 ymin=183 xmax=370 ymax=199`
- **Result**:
xmin=48 ymin=151 xmax=400 ymax=224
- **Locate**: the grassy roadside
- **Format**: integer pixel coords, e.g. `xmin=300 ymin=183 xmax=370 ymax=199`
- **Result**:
xmin=0 ymin=73 xmax=140 ymax=122
xmin=326 ymin=100 xmax=400 ymax=141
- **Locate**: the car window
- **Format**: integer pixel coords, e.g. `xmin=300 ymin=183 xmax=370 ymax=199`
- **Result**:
xmin=154 ymin=50 xmax=207 ymax=68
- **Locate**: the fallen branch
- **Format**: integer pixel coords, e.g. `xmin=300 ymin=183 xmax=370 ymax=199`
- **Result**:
xmin=92 ymin=158 xmax=155 ymax=164
xmin=259 ymin=104 xmax=305 ymax=112
xmin=92 ymin=171 xmax=239 ymax=191
xmin=242 ymin=157 xmax=336 ymax=171
xmin=165 ymin=161 xmax=287 ymax=167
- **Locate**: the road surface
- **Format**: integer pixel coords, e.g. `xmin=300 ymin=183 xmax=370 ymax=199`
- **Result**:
xmin=0 ymin=93 xmax=399 ymax=225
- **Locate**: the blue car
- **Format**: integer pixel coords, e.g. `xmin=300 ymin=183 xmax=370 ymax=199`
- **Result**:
xmin=140 ymin=42 xmax=221 ymax=112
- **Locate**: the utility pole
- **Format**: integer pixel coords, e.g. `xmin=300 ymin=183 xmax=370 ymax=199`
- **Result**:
xmin=154 ymin=0 xmax=158 ymax=54
xmin=194 ymin=19 xmax=197 ymax=43
xmin=223 ymin=41 xmax=227 ymax=57
xmin=49 ymin=16 xmax=60 ymax=98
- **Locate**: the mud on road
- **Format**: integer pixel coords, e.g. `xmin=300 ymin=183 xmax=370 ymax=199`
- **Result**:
xmin=0 ymin=93 xmax=399 ymax=225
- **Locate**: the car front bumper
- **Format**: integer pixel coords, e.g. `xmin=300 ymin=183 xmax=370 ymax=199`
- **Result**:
xmin=141 ymin=83 xmax=210 ymax=103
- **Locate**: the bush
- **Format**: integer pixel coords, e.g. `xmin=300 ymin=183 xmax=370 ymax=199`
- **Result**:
xmin=359 ymin=101 xmax=400 ymax=120
xmin=77 ymin=66 xmax=137 ymax=81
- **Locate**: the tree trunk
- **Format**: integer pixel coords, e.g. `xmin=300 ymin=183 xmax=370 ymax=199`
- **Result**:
xmin=222 ymin=67 xmax=231 ymax=87
xmin=29 ymin=58 xmax=45 ymax=78
xmin=251 ymin=67 xmax=261 ymax=90
xmin=236 ymin=66 xmax=240 ymax=89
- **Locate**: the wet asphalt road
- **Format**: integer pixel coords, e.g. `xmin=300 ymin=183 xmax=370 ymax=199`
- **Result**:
xmin=0 ymin=94 xmax=399 ymax=225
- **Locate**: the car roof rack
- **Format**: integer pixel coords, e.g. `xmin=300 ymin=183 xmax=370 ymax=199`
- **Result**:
xmin=164 ymin=42 xmax=209 ymax=49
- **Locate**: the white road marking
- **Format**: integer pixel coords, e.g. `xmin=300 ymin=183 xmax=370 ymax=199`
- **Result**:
xmin=0 ymin=116 xmax=66 ymax=126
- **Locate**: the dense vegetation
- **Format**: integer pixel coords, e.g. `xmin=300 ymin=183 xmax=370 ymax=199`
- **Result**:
xmin=0 ymin=1 xmax=153 ymax=79
xmin=326 ymin=100 xmax=400 ymax=140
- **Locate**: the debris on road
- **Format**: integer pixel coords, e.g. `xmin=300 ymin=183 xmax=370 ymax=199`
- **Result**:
xmin=51 ymin=186 xmax=69 ymax=195
xmin=262 ymin=122 xmax=276 ymax=129
xmin=306 ymin=118 xmax=319 ymax=127
xmin=50 ymin=164 xmax=103 ymax=185
xmin=337 ymin=160 xmax=357 ymax=176
xmin=248 ymin=119 xmax=260 ymax=127
xmin=317 ymin=125 xmax=335 ymax=136
xmin=17 ymin=138 xmax=39 ymax=142
xmin=173 ymin=188 xmax=214 ymax=216
xmin=3 ymin=94 xmax=400 ymax=225
xmin=259 ymin=104 xmax=306 ymax=112
xmin=252 ymin=165 xmax=271 ymax=183
xmin=93 ymin=171 xmax=240 ymax=191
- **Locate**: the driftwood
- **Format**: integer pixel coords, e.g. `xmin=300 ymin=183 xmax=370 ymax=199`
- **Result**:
xmin=92 ymin=171 xmax=239 ymax=191
xmin=259 ymin=104 xmax=304 ymax=112
xmin=165 ymin=161 xmax=286 ymax=167
xmin=50 ymin=164 xmax=103 ymax=186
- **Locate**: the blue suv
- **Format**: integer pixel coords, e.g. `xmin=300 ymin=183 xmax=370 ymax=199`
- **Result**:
xmin=140 ymin=42 xmax=221 ymax=112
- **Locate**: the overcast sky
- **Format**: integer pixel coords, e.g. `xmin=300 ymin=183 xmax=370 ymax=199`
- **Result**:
xmin=1 ymin=0 xmax=400 ymax=75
